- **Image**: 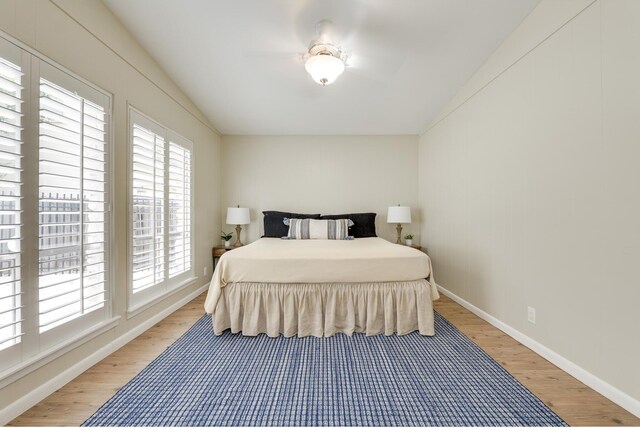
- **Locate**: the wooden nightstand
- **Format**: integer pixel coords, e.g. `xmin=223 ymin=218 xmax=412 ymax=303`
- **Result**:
xmin=212 ymin=246 xmax=234 ymax=272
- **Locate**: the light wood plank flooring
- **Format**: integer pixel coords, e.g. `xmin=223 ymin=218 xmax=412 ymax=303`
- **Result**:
xmin=9 ymin=293 xmax=640 ymax=426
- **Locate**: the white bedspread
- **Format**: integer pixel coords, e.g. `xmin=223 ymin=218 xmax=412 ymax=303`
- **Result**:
xmin=204 ymin=237 xmax=438 ymax=313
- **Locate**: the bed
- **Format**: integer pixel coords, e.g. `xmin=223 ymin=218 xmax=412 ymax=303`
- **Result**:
xmin=204 ymin=237 xmax=439 ymax=338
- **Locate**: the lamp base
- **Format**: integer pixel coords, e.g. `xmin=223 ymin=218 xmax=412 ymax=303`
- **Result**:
xmin=396 ymin=224 xmax=403 ymax=244
xmin=233 ymin=224 xmax=244 ymax=247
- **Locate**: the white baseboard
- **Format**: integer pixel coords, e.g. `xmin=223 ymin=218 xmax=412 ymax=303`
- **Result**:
xmin=0 ymin=284 xmax=208 ymax=426
xmin=437 ymin=285 xmax=640 ymax=418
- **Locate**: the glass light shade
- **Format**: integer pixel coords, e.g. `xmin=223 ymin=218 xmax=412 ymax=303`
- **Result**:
xmin=226 ymin=207 xmax=250 ymax=225
xmin=387 ymin=206 xmax=412 ymax=224
xmin=305 ymin=54 xmax=345 ymax=85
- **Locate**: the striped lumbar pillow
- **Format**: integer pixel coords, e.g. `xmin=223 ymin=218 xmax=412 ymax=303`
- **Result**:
xmin=284 ymin=218 xmax=354 ymax=240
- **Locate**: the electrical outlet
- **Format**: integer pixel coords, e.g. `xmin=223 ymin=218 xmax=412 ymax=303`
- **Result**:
xmin=527 ymin=306 xmax=536 ymax=324
xmin=204 ymin=266 xmax=208 ymax=277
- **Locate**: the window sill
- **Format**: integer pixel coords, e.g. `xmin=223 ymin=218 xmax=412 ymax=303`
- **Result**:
xmin=0 ymin=316 xmax=121 ymax=389
xmin=127 ymin=276 xmax=199 ymax=319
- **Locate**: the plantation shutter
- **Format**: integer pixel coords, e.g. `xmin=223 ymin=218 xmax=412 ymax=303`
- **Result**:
xmin=0 ymin=35 xmax=113 ymax=376
xmin=168 ymin=138 xmax=191 ymax=278
xmin=38 ymin=62 xmax=109 ymax=334
xmin=129 ymin=109 xmax=194 ymax=310
xmin=131 ymin=120 xmax=165 ymax=293
xmin=0 ymin=48 xmax=24 ymax=352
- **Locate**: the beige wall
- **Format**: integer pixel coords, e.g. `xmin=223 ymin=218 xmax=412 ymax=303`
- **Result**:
xmin=222 ymin=135 xmax=419 ymax=243
xmin=0 ymin=0 xmax=222 ymax=414
xmin=419 ymin=0 xmax=640 ymax=404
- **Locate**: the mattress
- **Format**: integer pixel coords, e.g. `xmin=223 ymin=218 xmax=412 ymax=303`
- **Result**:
xmin=204 ymin=237 xmax=438 ymax=313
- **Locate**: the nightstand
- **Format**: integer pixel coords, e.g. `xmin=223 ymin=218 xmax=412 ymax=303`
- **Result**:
xmin=212 ymin=246 xmax=234 ymax=272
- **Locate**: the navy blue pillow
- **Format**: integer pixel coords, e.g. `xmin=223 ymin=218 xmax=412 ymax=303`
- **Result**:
xmin=320 ymin=213 xmax=377 ymax=238
xmin=262 ymin=211 xmax=321 ymax=238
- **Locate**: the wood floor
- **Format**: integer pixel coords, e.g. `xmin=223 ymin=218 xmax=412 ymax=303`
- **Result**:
xmin=9 ymin=293 xmax=640 ymax=427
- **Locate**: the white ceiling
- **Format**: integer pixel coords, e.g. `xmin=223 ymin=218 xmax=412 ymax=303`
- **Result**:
xmin=103 ymin=0 xmax=539 ymax=135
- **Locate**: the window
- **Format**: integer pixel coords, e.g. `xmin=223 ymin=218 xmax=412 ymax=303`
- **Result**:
xmin=131 ymin=122 xmax=165 ymax=293
xmin=38 ymin=64 xmax=109 ymax=334
xmin=129 ymin=108 xmax=193 ymax=311
xmin=168 ymin=142 xmax=191 ymax=277
xmin=0 ymin=36 xmax=112 ymax=375
xmin=0 ymin=44 xmax=23 ymax=355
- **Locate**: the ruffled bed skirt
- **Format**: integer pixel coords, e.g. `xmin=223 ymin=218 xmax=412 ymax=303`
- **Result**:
xmin=212 ymin=280 xmax=436 ymax=338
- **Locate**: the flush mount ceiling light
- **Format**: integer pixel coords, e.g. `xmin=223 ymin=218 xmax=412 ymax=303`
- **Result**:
xmin=304 ymin=20 xmax=347 ymax=86
xmin=305 ymin=45 xmax=345 ymax=85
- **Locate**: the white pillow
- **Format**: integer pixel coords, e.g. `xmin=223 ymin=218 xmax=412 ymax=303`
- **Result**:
xmin=284 ymin=218 xmax=354 ymax=240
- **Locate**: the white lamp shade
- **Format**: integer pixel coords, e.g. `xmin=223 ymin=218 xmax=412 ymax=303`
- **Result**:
xmin=226 ymin=207 xmax=250 ymax=225
xmin=305 ymin=54 xmax=345 ymax=85
xmin=387 ymin=206 xmax=411 ymax=224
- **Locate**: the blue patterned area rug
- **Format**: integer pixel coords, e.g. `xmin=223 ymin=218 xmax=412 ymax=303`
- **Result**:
xmin=83 ymin=313 xmax=566 ymax=427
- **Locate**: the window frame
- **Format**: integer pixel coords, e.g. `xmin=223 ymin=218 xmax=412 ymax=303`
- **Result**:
xmin=127 ymin=106 xmax=195 ymax=315
xmin=0 ymin=35 xmax=27 ymax=372
xmin=37 ymin=61 xmax=112 ymax=345
xmin=0 ymin=31 xmax=116 ymax=385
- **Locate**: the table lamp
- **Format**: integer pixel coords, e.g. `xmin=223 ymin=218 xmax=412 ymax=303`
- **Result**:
xmin=226 ymin=206 xmax=250 ymax=247
xmin=387 ymin=205 xmax=411 ymax=244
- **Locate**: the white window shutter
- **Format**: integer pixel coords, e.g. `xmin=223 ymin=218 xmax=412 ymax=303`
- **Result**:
xmin=38 ymin=72 xmax=108 ymax=332
xmin=0 ymin=55 xmax=24 ymax=351
xmin=131 ymin=123 xmax=165 ymax=293
xmin=129 ymin=109 xmax=193 ymax=310
xmin=168 ymin=140 xmax=191 ymax=277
